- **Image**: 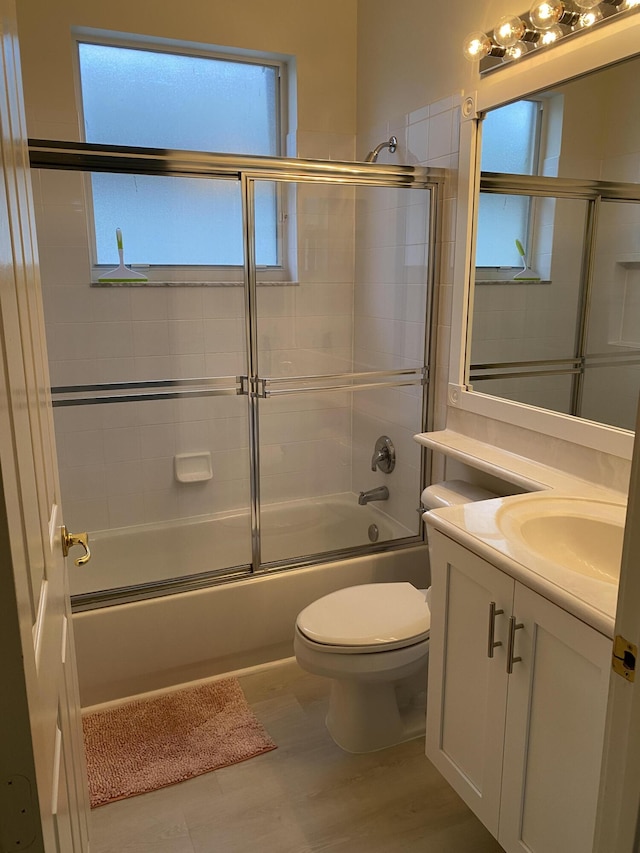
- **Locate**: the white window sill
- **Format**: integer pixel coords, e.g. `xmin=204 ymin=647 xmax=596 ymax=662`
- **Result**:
xmin=90 ymin=280 xmax=300 ymax=287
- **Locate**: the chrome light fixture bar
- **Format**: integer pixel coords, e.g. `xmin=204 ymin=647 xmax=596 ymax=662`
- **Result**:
xmin=463 ymin=0 xmax=640 ymax=74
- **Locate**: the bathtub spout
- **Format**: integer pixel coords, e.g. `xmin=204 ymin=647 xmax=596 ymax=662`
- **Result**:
xmin=358 ymin=486 xmax=389 ymax=505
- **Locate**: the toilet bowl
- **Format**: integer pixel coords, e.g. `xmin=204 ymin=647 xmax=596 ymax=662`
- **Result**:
xmin=294 ymin=583 xmax=430 ymax=753
xmin=294 ymin=480 xmax=497 ymax=754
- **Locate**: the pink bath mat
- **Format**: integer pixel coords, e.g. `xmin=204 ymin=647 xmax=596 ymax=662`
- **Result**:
xmin=82 ymin=677 xmax=276 ymax=807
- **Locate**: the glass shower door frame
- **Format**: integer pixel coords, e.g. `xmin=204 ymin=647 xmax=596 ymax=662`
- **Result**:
xmin=241 ymin=171 xmax=440 ymax=573
xmin=30 ymin=139 xmax=442 ymax=603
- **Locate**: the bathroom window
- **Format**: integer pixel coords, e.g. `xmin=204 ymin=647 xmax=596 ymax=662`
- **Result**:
xmin=76 ymin=39 xmax=289 ymax=283
xmin=476 ymin=100 xmax=542 ymax=269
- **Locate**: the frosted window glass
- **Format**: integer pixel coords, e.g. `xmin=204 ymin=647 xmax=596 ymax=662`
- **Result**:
xmin=92 ymin=175 xmax=276 ymax=266
xmin=478 ymin=101 xmax=539 ymax=266
xmin=476 ymin=192 xmax=530 ymax=267
xmin=78 ymin=43 xmax=280 ymax=266
xmin=481 ymin=100 xmax=538 ymax=175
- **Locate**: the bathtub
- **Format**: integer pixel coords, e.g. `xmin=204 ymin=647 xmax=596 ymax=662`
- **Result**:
xmin=71 ymin=493 xmax=428 ymax=706
xmin=71 ymin=493 xmax=416 ymax=595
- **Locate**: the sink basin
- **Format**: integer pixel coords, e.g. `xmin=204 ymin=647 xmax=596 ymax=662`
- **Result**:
xmin=496 ymin=496 xmax=626 ymax=583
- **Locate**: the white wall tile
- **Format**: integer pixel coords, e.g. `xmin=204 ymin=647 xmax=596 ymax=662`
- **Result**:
xmin=106 ymin=460 xmax=144 ymax=497
xmin=103 ymin=427 xmax=141 ymax=464
xmin=169 ymin=320 xmax=204 ymax=355
xmin=139 ymin=423 xmax=176 ymax=459
xmin=108 ymin=493 xmax=146 ymax=529
xmin=62 ymin=429 xmax=104 ymax=468
xmin=133 ymin=321 xmax=171 ymax=357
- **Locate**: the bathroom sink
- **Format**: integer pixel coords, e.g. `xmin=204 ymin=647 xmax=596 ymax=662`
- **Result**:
xmin=496 ymin=496 xmax=626 ymax=583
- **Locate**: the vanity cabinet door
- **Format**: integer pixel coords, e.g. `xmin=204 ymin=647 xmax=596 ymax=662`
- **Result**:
xmin=498 ymin=583 xmax=611 ymax=853
xmin=426 ymin=531 xmax=514 ymax=836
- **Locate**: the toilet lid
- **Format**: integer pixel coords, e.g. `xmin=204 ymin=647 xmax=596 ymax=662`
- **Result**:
xmin=296 ymin=583 xmax=430 ymax=647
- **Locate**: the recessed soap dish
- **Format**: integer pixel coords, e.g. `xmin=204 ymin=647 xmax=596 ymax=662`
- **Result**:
xmin=174 ymin=452 xmax=213 ymax=483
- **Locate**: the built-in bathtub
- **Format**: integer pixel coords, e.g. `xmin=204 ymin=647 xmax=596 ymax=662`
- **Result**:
xmin=72 ymin=493 xmax=428 ymax=706
xmin=71 ymin=494 xmax=415 ymax=595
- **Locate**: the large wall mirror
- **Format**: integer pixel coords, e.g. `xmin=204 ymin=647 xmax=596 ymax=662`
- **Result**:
xmin=467 ymin=53 xmax=640 ymax=432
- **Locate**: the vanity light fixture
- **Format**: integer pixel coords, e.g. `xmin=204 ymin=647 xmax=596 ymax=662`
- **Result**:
xmin=575 ymin=6 xmax=604 ymax=25
xmin=504 ymin=41 xmax=531 ymax=59
xmin=538 ymin=23 xmax=565 ymax=42
xmin=528 ymin=0 xmax=580 ymax=29
xmin=463 ymin=0 xmax=639 ymax=72
xmin=462 ymin=31 xmax=507 ymax=61
xmin=493 ymin=15 xmax=542 ymax=45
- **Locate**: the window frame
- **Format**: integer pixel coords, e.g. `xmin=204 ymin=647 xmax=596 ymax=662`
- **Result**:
xmin=72 ymin=32 xmax=293 ymax=285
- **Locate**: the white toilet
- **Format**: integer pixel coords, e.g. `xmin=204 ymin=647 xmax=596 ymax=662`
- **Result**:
xmin=294 ymin=480 xmax=497 ymax=753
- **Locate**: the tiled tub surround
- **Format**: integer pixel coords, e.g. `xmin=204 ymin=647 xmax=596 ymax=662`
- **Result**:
xmin=34 ymin=159 xmax=433 ymax=586
xmin=33 ymin=87 xmax=465 ymax=609
xmin=356 ymin=93 xmax=462 ymax=492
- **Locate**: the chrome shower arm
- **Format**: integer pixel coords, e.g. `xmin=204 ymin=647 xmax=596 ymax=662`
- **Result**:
xmin=365 ymin=135 xmax=398 ymax=163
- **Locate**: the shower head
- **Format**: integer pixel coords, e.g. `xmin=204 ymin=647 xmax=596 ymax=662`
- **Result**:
xmin=364 ymin=135 xmax=398 ymax=163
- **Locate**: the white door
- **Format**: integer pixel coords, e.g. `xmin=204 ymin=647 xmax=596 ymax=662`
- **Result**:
xmin=594 ymin=400 xmax=640 ymax=853
xmin=0 ymin=1 xmax=90 ymax=850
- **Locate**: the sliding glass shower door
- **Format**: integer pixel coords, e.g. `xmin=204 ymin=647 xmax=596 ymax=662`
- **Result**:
xmin=250 ymin=177 xmax=434 ymax=566
xmin=31 ymin=141 xmax=439 ymax=606
xmin=38 ymin=167 xmax=255 ymax=602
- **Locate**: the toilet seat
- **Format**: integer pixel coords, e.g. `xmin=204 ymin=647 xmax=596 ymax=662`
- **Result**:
xmin=296 ymin=583 xmax=430 ymax=652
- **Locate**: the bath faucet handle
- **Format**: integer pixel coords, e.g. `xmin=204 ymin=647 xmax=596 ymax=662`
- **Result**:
xmin=371 ymin=436 xmax=395 ymax=473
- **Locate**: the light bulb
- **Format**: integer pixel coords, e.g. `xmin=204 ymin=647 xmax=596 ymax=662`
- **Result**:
xmin=463 ymin=31 xmax=493 ymax=61
xmin=576 ymin=6 xmax=603 ymax=25
xmin=529 ymin=0 xmax=580 ymax=28
xmin=494 ymin=15 xmax=527 ymax=46
xmin=622 ymin=0 xmax=640 ymax=8
xmin=538 ymin=23 xmax=564 ymax=43
xmin=529 ymin=0 xmax=565 ymax=27
xmin=503 ymin=41 xmax=529 ymax=60
xmin=573 ymin=0 xmax=601 ymax=8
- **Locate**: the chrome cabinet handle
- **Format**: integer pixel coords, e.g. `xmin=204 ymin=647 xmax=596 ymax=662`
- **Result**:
xmin=487 ymin=601 xmax=504 ymax=658
xmin=506 ymin=616 xmax=524 ymax=674
xmin=61 ymin=526 xmax=91 ymax=566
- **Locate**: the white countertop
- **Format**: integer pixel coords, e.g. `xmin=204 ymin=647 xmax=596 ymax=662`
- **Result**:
xmin=416 ymin=430 xmax=628 ymax=638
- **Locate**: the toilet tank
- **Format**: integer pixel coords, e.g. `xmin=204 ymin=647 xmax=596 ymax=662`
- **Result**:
xmin=421 ymin=479 xmax=497 ymax=510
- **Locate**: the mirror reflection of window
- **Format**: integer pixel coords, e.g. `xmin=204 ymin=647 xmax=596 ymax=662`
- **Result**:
xmin=476 ymin=101 xmax=541 ymax=268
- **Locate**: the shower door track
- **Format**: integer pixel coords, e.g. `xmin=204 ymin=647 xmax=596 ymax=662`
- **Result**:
xmin=30 ymin=139 xmax=444 ymax=610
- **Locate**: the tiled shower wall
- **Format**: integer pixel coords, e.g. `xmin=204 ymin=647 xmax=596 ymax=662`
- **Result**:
xmin=34 ymin=133 xmax=362 ymax=536
xmin=36 ymin=139 xmax=447 ymax=540
xmin=353 ymin=95 xmax=462 ymax=526
xmin=579 ymin=62 xmax=640 ymax=431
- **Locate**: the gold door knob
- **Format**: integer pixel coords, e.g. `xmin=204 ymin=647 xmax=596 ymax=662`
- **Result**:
xmin=61 ymin=526 xmax=91 ymax=566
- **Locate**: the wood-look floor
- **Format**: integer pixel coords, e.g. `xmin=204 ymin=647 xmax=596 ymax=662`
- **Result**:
xmin=89 ymin=659 xmax=504 ymax=853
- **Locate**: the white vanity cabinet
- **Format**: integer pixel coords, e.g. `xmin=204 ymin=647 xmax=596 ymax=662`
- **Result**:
xmin=426 ymin=530 xmax=611 ymax=853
